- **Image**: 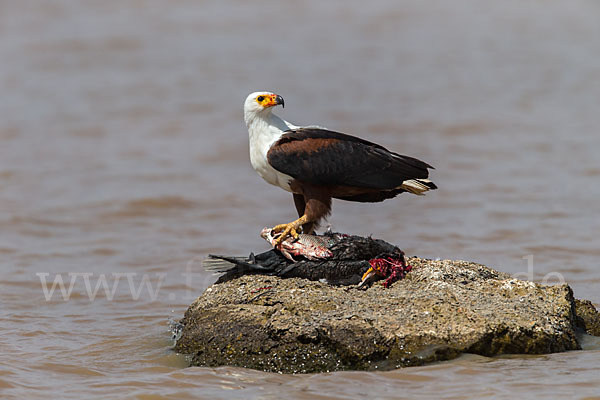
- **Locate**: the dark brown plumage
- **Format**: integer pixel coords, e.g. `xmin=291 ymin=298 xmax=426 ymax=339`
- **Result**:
xmin=205 ymin=232 xmax=407 ymax=287
xmin=267 ymin=127 xmax=437 ymax=234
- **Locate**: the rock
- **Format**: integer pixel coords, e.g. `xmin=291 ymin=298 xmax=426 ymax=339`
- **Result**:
xmin=175 ymin=256 xmax=598 ymax=373
xmin=575 ymin=299 xmax=600 ymax=336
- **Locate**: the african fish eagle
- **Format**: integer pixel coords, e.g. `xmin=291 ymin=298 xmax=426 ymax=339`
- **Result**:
xmin=244 ymin=91 xmax=437 ymax=245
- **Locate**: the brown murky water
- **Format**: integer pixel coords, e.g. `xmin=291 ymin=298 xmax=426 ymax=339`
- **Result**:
xmin=2 ymin=1 xmax=600 ymax=398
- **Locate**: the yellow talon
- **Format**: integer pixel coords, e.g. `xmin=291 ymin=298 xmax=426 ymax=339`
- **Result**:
xmin=273 ymin=226 xmax=299 ymax=246
xmin=272 ymin=215 xmax=308 ymax=246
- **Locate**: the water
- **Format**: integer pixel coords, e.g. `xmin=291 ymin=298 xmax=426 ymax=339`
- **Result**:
xmin=1 ymin=1 xmax=600 ymax=398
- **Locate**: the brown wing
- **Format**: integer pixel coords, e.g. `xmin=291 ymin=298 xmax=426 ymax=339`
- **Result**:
xmin=266 ymin=128 xmax=435 ymax=190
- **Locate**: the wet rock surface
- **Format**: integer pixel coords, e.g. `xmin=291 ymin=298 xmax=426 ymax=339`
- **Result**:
xmin=176 ymin=256 xmax=599 ymax=373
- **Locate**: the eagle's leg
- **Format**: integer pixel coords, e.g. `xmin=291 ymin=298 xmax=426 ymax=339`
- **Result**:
xmin=273 ymin=185 xmax=331 ymax=246
xmin=293 ymin=193 xmax=315 ymax=234
xmin=272 ymin=215 xmax=309 ymax=246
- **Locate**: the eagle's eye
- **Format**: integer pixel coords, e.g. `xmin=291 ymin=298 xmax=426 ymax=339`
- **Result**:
xmin=257 ymin=96 xmax=265 ymax=103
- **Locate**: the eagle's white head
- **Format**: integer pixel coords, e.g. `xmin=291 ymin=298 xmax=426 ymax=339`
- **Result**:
xmin=244 ymin=91 xmax=293 ymax=192
xmin=243 ymin=91 xmax=285 ymax=126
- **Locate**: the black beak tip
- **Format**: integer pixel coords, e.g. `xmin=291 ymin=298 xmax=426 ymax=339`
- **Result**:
xmin=276 ymin=95 xmax=285 ymax=108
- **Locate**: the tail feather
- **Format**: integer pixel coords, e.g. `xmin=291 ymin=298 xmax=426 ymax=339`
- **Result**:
xmin=202 ymin=256 xmax=244 ymax=273
xmin=203 ymin=254 xmax=274 ymax=274
xmin=399 ymin=179 xmax=437 ymax=195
